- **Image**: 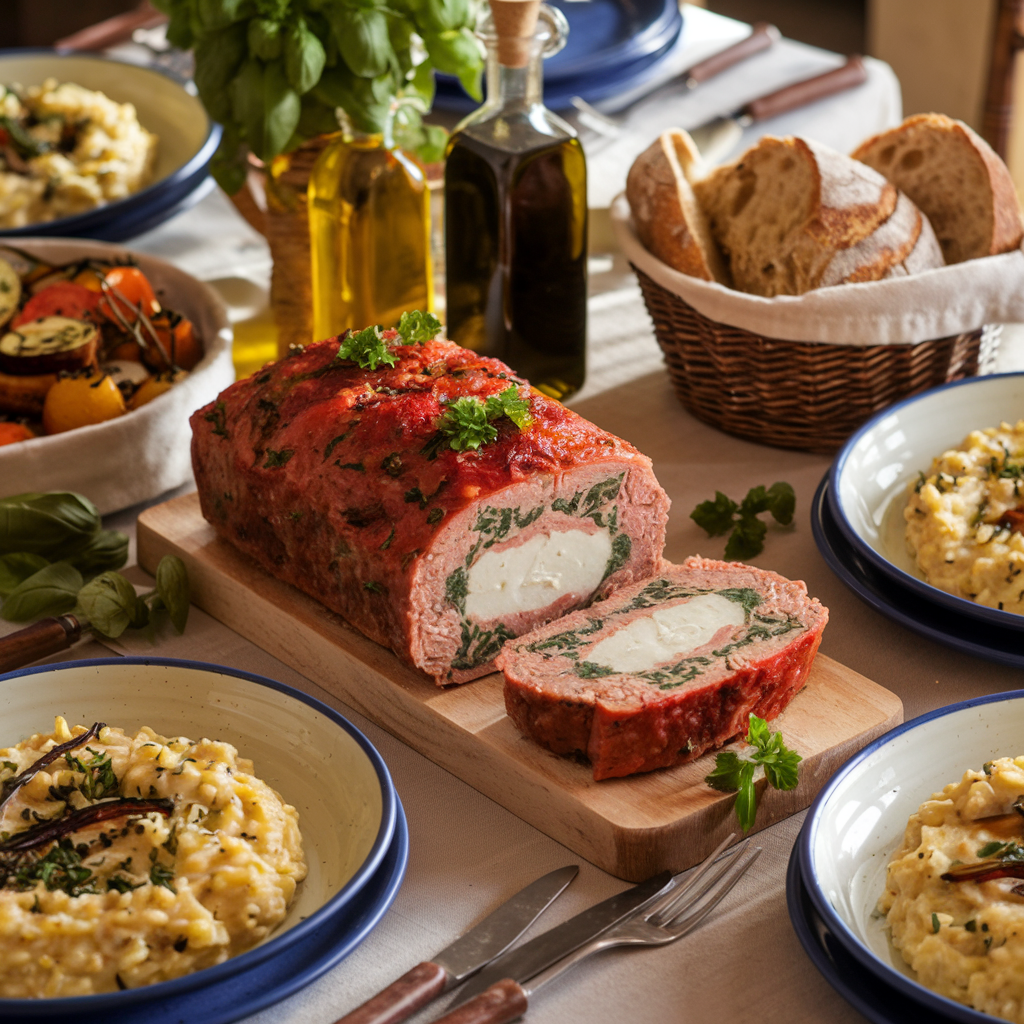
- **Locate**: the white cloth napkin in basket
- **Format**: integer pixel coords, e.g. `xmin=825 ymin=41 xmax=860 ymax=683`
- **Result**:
xmin=611 ymin=193 xmax=1024 ymax=346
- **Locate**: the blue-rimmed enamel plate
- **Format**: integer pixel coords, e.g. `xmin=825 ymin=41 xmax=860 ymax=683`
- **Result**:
xmin=811 ymin=475 xmax=1024 ymax=669
xmin=827 ymin=371 xmax=1024 ymax=634
xmin=0 ymin=52 xmax=220 ymax=241
xmin=0 ymin=658 xmax=400 ymax=1018
xmin=798 ymin=690 xmax=1024 ymax=1024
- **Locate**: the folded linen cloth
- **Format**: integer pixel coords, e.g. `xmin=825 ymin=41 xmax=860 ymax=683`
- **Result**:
xmin=611 ymin=193 xmax=1024 ymax=345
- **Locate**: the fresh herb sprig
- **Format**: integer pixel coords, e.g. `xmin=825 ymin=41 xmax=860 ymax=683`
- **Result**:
xmin=691 ymin=483 xmax=796 ymax=560
xmin=705 ymin=715 xmax=802 ymax=832
xmin=437 ymin=386 xmax=534 ymax=452
xmin=0 ymin=491 xmax=189 ymax=637
xmin=336 ymin=310 xmax=441 ymax=370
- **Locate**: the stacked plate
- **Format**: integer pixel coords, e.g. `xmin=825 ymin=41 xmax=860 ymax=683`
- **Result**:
xmin=788 ymin=690 xmax=1024 ymax=1024
xmin=434 ymin=0 xmax=684 ymax=111
xmin=0 ymin=659 xmax=408 ymax=1024
xmin=812 ymin=371 xmax=1024 ymax=669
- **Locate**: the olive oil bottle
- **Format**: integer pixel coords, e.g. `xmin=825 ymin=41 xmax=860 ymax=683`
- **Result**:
xmin=445 ymin=0 xmax=587 ymax=400
xmin=308 ymin=129 xmax=433 ymax=342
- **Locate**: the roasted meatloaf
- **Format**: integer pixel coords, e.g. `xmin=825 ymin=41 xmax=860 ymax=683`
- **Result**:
xmin=498 ymin=557 xmax=828 ymax=779
xmin=191 ymin=333 xmax=669 ymax=684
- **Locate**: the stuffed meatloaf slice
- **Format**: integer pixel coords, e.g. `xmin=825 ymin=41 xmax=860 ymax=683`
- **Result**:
xmin=191 ymin=334 xmax=669 ymax=685
xmin=498 ymin=557 xmax=828 ymax=779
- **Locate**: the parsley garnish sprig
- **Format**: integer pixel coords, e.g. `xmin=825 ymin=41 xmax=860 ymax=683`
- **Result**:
xmin=705 ymin=715 xmax=802 ymax=832
xmin=437 ymin=386 xmax=534 ymax=452
xmin=337 ymin=310 xmax=441 ymax=371
xmin=691 ymin=483 xmax=795 ymax=560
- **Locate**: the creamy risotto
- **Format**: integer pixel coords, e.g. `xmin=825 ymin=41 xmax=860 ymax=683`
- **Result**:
xmin=0 ymin=718 xmax=305 ymax=998
xmin=904 ymin=419 xmax=1024 ymax=614
xmin=880 ymin=756 xmax=1024 ymax=1021
xmin=0 ymin=80 xmax=157 ymax=229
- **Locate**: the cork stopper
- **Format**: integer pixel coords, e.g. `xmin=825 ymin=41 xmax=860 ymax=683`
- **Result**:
xmin=489 ymin=0 xmax=541 ymax=68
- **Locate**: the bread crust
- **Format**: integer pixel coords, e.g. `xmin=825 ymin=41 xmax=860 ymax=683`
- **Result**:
xmin=852 ymin=113 xmax=1024 ymax=263
xmin=626 ymin=130 xmax=730 ymax=285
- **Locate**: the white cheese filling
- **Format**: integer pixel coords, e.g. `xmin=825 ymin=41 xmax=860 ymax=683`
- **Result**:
xmin=465 ymin=529 xmax=613 ymax=621
xmin=587 ymin=594 xmax=745 ymax=673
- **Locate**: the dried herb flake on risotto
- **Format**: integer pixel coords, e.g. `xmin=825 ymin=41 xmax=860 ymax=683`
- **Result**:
xmin=0 ymin=717 xmax=305 ymax=998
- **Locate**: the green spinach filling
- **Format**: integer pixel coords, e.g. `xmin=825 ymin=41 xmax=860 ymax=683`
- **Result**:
xmin=444 ymin=475 xmax=630 ymax=669
xmin=523 ymin=580 xmax=805 ymax=690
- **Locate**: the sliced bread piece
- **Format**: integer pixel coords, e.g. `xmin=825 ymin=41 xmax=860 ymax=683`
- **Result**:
xmin=819 ymin=191 xmax=944 ymax=287
xmin=693 ymin=136 xmax=898 ymax=296
xmin=626 ymin=129 xmax=730 ymax=285
xmin=852 ymin=113 xmax=1024 ymax=264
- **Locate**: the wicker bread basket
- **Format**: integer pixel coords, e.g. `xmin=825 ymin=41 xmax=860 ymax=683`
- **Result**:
xmin=611 ymin=196 xmax=1007 ymax=455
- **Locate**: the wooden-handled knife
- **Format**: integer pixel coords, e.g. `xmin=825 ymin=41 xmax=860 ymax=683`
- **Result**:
xmin=0 ymin=615 xmax=85 ymax=675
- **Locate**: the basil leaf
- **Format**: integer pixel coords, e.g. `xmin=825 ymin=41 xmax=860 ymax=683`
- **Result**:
xmin=156 ymin=556 xmax=190 ymax=635
xmin=313 ymin=66 xmax=393 ymax=134
xmin=767 ymin=481 xmax=796 ymax=526
xmin=0 ymin=553 xmax=49 ymax=598
xmin=2 ymin=562 xmax=83 ymax=622
xmin=422 ymin=0 xmax=470 ymax=34
xmin=231 ymin=58 xmax=266 ymax=150
xmin=210 ymin=129 xmax=249 ymax=195
xmin=66 ymin=531 xmax=128 ymax=577
xmin=194 ymin=23 xmax=248 ymax=124
xmin=248 ymin=17 xmax=282 ymax=60
xmin=198 ymin=0 xmax=251 ymax=31
xmin=76 ymin=571 xmax=138 ymax=639
xmin=423 ymin=28 xmax=482 ymax=100
xmin=0 ymin=492 xmax=100 ymax=558
xmin=297 ymin=95 xmax=340 ymax=139
xmin=285 ymin=19 xmax=327 ymax=95
xmin=130 ymin=596 xmax=151 ymax=630
xmin=262 ymin=62 xmax=301 ymax=159
xmin=165 ymin=3 xmax=195 ymax=50
xmin=331 ymin=7 xmax=392 ymax=78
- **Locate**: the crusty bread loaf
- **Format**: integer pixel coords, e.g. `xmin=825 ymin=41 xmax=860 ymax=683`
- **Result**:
xmin=626 ymin=130 xmax=729 ymax=285
xmin=692 ymin=136 xmax=902 ymax=296
xmin=852 ymin=114 xmax=1024 ymax=264
xmin=819 ymin=191 xmax=943 ymax=287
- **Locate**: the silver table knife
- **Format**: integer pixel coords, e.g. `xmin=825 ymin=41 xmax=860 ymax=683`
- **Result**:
xmin=448 ymin=868 xmax=673 ymax=1008
xmin=689 ymin=54 xmax=869 ymax=162
xmin=333 ymin=864 xmax=578 ymax=1024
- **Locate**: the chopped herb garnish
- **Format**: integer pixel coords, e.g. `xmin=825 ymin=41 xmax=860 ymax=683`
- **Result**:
xmin=336 ymin=462 xmax=365 ymax=472
xmin=364 ymin=581 xmax=387 ymax=594
xmin=204 ymin=401 xmax=229 ymax=438
xmin=705 ymin=715 xmax=801 ymax=832
xmin=63 ymin=747 xmax=119 ymax=801
xmin=336 ymin=324 xmax=397 ymax=370
xmin=262 ymin=448 xmax=294 ymax=469
xmin=397 ymin=310 xmax=441 ymax=346
xmin=932 ymin=913 xmax=941 ymax=934
xmin=149 ymin=849 xmax=177 ymax=893
xmin=966 ymin=919 xmax=977 ymax=932
xmin=435 ymin=386 xmax=534 ymax=452
xmin=691 ymin=483 xmax=795 ymax=560
xmin=5 ymin=838 xmax=96 ymax=896
xmin=427 ymin=508 xmax=445 ymax=525
xmin=107 ymin=874 xmax=144 ymax=893
xmin=380 ymin=527 xmax=396 ymax=551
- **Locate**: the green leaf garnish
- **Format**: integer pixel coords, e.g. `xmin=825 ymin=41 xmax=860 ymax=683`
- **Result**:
xmin=76 ymin=571 xmax=138 ymax=638
xmin=156 ymin=555 xmax=190 ymax=635
xmin=691 ymin=483 xmax=796 ymax=560
xmin=336 ymin=324 xmax=397 ymax=370
xmin=704 ymin=714 xmax=802 ymax=832
xmin=397 ymin=310 xmax=441 ymax=346
xmin=932 ymin=912 xmax=941 ymax=934
xmin=1 ymin=562 xmax=83 ymax=621
xmin=436 ymin=386 xmax=533 ymax=452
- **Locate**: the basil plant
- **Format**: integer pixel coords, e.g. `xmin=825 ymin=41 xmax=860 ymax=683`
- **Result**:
xmin=151 ymin=0 xmax=484 ymax=192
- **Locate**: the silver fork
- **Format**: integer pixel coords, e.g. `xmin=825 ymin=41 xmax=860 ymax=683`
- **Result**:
xmin=430 ymin=835 xmax=762 ymax=1024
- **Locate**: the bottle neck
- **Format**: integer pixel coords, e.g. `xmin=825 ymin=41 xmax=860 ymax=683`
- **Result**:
xmin=485 ymin=40 xmax=545 ymax=111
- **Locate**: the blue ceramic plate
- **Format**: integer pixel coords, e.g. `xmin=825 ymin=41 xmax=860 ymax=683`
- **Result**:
xmin=786 ymin=839 xmax=949 ymax=1024
xmin=0 ymin=52 xmax=220 ymax=241
xmin=799 ymin=691 xmax=1024 ymax=1024
xmin=0 ymin=658 xmax=398 ymax=1017
xmin=827 ymin=371 xmax=1024 ymax=635
xmin=2 ymin=799 xmax=408 ymax=1024
xmin=811 ymin=475 xmax=1024 ymax=668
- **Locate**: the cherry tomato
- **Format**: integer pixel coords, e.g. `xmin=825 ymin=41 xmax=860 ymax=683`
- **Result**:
xmin=0 ymin=422 xmax=34 ymax=446
xmin=11 ymin=282 xmax=103 ymax=329
xmin=152 ymin=312 xmax=202 ymax=371
xmin=71 ymin=267 xmax=106 ymax=292
xmin=42 ymin=371 xmax=126 ymax=434
xmin=130 ymin=371 xmax=186 ymax=410
xmin=99 ymin=266 xmax=160 ymax=325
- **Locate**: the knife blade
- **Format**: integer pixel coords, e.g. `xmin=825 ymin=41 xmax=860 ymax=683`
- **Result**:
xmin=448 ymin=869 xmax=673 ymax=1008
xmin=334 ymin=864 xmax=578 ymax=1024
xmin=688 ymin=55 xmax=869 ymax=163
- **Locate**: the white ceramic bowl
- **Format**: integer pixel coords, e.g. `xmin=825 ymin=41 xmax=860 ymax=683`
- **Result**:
xmin=829 ymin=372 xmax=1024 ymax=632
xmin=0 ymin=657 xmax=397 ymax=1014
xmin=800 ymin=691 xmax=1024 ymax=1023
xmin=0 ymin=51 xmax=220 ymax=240
xmin=0 ymin=237 xmax=234 ymax=513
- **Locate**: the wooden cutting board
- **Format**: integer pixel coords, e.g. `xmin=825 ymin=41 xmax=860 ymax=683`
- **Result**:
xmin=138 ymin=492 xmax=903 ymax=881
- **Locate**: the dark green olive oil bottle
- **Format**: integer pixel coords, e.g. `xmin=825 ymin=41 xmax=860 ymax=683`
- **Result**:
xmin=445 ymin=0 xmax=587 ymax=400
